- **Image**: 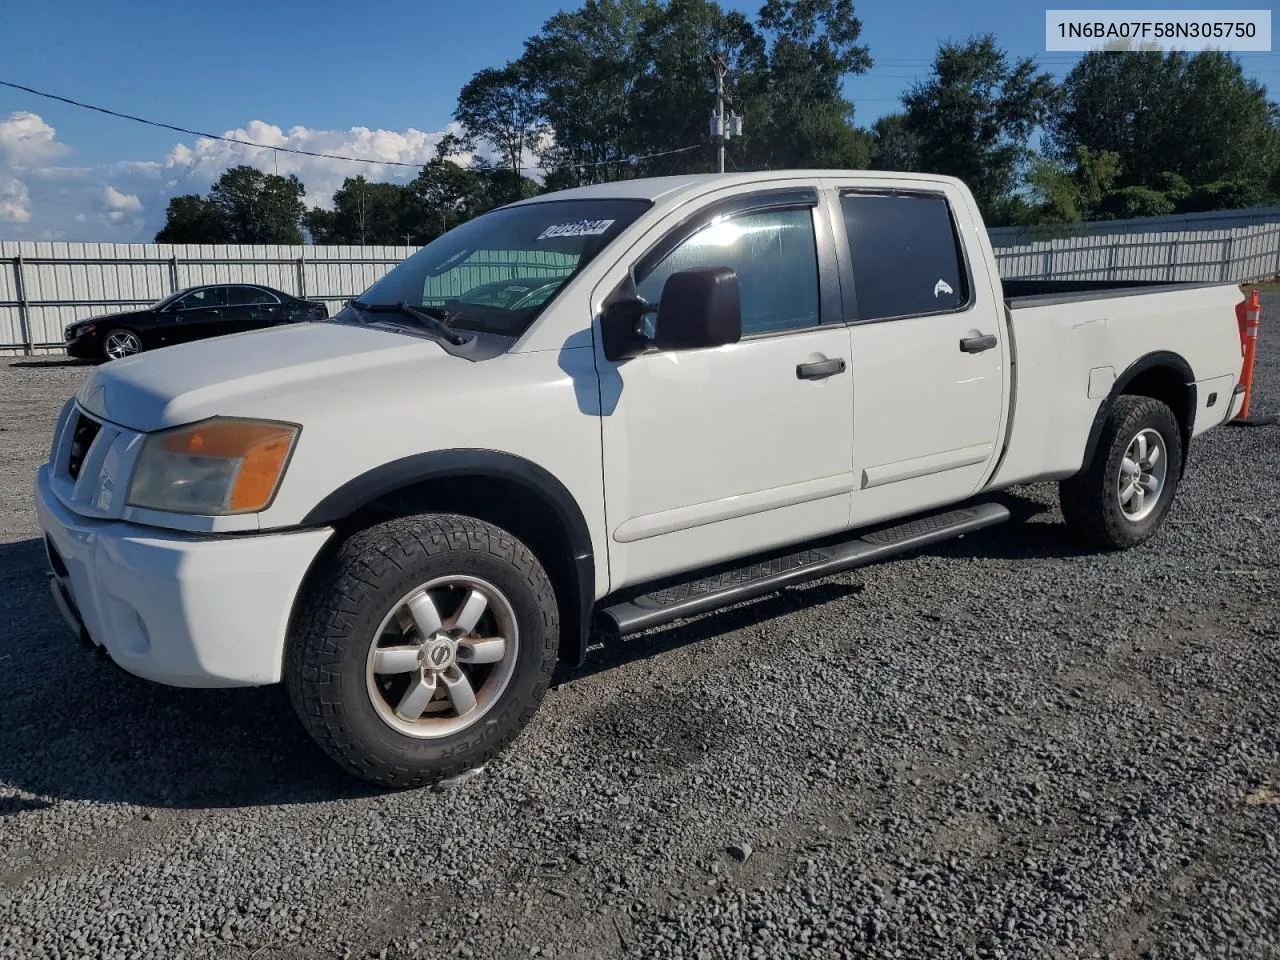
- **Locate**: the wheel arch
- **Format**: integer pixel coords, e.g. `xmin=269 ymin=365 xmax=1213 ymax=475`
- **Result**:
xmin=298 ymin=450 xmax=596 ymax=666
xmin=1082 ymin=351 xmax=1196 ymax=476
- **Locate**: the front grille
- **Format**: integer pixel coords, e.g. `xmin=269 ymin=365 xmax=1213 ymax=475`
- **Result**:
xmin=66 ymin=413 xmax=102 ymax=481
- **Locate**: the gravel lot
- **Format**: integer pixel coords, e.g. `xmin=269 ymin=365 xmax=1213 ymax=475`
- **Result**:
xmin=1 ymin=292 xmax=1278 ymax=960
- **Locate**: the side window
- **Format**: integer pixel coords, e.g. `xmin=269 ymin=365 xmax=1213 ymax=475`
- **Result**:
xmin=839 ymin=193 xmax=969 ymax=321
xmin=636 ymin=207 xmax=820 ymax=336
xmin=181 ymin=287 xmax=228 ymax=309
xmin=227 ymin=286 xmax=276 ymax=306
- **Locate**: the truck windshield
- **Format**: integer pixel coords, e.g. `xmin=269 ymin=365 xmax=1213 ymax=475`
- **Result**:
xmin=335 ymin=198 xmax=651 ymax=339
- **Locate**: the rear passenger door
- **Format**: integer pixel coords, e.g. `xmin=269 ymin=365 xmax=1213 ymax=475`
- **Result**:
xmin=824 ymin=182 xmax=1008 ymax=524
xmin=225 ymin=286 xmax=284 ymax=332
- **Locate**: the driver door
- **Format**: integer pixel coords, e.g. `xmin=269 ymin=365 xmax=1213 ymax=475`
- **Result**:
xmin=167 ymin=286 xmax=228 ymax=344
xmin=596 ymin=188 xmax=855 ymax=590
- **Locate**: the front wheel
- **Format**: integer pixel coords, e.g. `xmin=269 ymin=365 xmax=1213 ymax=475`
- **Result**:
xmin=285 ymin=514 xmax=559 ymax=788
xmin=1059 ymin=395 xmax=1183 ymax=550
xmin=101 ymin=328 xmax=142 ymax=361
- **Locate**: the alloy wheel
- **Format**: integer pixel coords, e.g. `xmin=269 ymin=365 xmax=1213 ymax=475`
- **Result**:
xmin=365 ymin=575 xmax=519 ymax=739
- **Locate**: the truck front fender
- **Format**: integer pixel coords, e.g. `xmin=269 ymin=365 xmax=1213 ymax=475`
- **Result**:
xmin=300 ymin=449 xmax=597 ymax=667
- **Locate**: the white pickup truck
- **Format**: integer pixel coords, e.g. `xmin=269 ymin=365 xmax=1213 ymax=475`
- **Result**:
xmin=36 ymin=171 xmax=1248 ymax=786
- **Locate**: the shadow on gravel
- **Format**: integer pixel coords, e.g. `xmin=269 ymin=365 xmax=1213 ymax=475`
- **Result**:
xmin=0 ymin=492 xmax=1086 ymax=810
xmin=0 ymin=537 xmax=381 ymax=810
xmin=932 ymin=492 xmax=1098 ymax=562
xmin=7 ymin=359 xmax=94 ymax=369
xmin=557 ymin=581 xmax=860 ymax=684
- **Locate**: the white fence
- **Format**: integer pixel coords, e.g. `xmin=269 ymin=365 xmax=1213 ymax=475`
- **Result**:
xmin=3 ymin=205 xmax=1280 ymax=354
xmin=989 ymin=205 xmax=1280 ymax=283
xmin=0 ymin=242 xmax=420 ymax=354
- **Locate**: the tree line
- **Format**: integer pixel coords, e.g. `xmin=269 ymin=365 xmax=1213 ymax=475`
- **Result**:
xmin=156 ymin=0 xmax=1280 ymax=246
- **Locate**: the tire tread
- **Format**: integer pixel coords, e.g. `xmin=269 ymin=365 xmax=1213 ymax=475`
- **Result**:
xmin=1059 ymin=395 xmax=1182 ymax=550
xmin=285 ymin=513 xmax=558 ymax=789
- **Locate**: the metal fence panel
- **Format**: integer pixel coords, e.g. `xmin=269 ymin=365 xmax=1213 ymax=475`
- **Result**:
xmin=988 ymin=205 xmax=1280 ymax=285
xmin=3 ymin=204 xmax=1279 ymax=353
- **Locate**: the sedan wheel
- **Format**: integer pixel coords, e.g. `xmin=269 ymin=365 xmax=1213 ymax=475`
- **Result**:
xmin=102 ymin=330 xmax=142 ymax=361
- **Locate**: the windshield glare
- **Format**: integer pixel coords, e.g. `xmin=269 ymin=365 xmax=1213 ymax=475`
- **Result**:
xmin=338 ymin=198 xmax=651 ymax=338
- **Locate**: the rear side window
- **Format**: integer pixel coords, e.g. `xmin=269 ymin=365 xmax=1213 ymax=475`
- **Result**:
xmin=839 ymin=193 xmax=968 ymax=321
xmin=227 ymin=286 xmax=278 ymax=305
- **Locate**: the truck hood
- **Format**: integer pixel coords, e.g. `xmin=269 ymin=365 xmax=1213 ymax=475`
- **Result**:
xmin=76 ymin=322 xmax=450 ymax=432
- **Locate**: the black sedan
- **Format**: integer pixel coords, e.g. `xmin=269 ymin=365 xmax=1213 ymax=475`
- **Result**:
xmin=64 ymin=284 xmax=329 ymax=361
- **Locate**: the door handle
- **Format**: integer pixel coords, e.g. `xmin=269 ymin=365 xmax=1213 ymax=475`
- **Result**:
xmin=959 ymin=334 xmax=998 ymax=354
xmin=796 ymin=357 xmax=847 ymax=380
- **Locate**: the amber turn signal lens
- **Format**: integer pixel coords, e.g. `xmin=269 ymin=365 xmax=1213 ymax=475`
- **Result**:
xmin=156 ymin=419 xmax=298 ymax=512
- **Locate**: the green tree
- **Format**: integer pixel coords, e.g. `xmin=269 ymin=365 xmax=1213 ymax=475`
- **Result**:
xmin=399 ymin=137 xmax=496 ymax=244
xmin=455 ymin=64 xmax=543 ymax=193
xmin=902 ymin=35 xmax=1059 ymax=223
xmin=869 ymin=113 xmax=919 ymax=171
xmin=521 ymin=0 xmax=651 ymax=184
xmin=154 ymin=194 xmax=227 ymax=243
xmin=1021 ymin=146 xmax=1122 ymax=224
xmin=628 ymin=0 xmax=766 ymax=175
xmin=206 ymin=165 xmax=307 ymax=243
xmin=303 ymin=176 xmax=410 ymax=245
xmin=1050 ymin=50 xmax=1280 ymax=209
xmin=510 ymin=0 xmax=876 ymax=183
xmin=1100 ymin=185 xmax=1176 ymax=219
xmin=748 ymin=0 xmax=873 ymax=169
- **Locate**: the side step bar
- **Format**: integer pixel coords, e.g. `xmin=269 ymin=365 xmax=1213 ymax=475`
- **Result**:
xmin=598 ymin=502 xmax=1010 ymax=636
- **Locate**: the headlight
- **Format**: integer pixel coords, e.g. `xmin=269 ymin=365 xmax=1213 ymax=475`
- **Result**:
xmin=126 ymin=417 xmax=300 ymax=515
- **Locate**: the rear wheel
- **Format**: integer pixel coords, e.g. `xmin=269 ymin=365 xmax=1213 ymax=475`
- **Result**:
xmin=1059 ymin=395 xmax=1182 ymax=550
xmin=102 ymin=328 xmax=142 ymax=361
xmin=285 ymin=514 xmax=559 ymax=788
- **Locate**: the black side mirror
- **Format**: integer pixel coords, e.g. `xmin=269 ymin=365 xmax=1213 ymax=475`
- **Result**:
xmin=170 ymin=300 xmax=185 ymax=313
xmin=652 ymin=266 xmax=741 ymax=352
xmin=600 ymin=275 xmax=653 ymax=362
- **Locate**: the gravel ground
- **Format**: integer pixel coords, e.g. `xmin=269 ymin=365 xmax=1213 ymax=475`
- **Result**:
xmin=1 ymin=293 xmax=1278 ymax=960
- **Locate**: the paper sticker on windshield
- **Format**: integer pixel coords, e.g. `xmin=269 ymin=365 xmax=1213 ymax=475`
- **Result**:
xmin=537 ymin=219 xmax=616 ymax=240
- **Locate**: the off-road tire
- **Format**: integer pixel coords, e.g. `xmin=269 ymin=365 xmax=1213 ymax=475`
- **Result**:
xmin=285 ymin=513 xmax=559 ymax=788
xmin=1059 ymin=395 xmax=1183 ymax=550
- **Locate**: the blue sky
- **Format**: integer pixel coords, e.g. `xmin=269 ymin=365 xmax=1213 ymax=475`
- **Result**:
xmin=1 ymin=0 xmax=1275 ymax=241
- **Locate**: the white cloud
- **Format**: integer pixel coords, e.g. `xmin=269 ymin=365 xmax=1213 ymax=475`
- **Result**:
xmin=103 ymin=185 xmax=143 ymax=213
xmin=162 ymin=119 xmax=471 ymax=209
xmin=0 ymin=111 xmax=69 ymax=165
xmin=0 ymin=111 xmax=486 ymax=241
xmin=0 ymin=173 xmax=31 ymax=223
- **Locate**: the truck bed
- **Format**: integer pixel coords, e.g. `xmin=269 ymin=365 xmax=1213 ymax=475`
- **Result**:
xmin=988 ymin=278 xmax=1246 ymax=491
xmin=1002 ymin=278 xmax=1231 ymax=308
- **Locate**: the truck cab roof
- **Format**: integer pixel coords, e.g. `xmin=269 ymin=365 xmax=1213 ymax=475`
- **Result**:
xmin=506 ymin=169 xmax=968 ymax=209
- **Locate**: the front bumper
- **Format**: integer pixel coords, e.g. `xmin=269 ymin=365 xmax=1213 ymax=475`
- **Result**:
xmin=64 ymin=334 xmax=99 ymax=359
xmin=35 ymin=464 xmax=333 ymax=687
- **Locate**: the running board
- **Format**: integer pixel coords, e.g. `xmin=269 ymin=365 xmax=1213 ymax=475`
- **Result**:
xmin=598 ymin=502 xmax=1011 ymax=636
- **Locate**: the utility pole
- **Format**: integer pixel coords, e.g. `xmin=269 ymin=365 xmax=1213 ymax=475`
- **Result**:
xmin=709 ymin=56 xmax=743 ymax=174
xmin=713 ymin=56 xmax=727 ymax=174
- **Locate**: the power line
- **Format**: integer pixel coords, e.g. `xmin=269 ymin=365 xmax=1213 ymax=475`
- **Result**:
xmin=0 ymin=79 xmax=424 ymax=167
xmin=536 ymin=142 xmax=704 ymax=171
xmin=0 ymin=78 xmax=708 ymax=174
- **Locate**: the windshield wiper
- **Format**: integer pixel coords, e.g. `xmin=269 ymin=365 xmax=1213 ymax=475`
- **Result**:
xmin=349 ymin=300 xmax=472 ymax=346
